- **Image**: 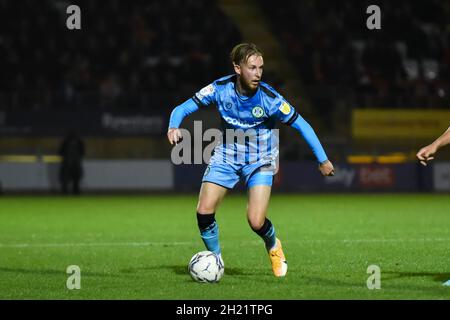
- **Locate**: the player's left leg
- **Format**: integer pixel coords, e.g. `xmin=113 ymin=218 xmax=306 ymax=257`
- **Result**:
xmin=247 ymin=176 xmax=287 ymax=277
xmin=247 ymin=184 xmax=273 ymax=247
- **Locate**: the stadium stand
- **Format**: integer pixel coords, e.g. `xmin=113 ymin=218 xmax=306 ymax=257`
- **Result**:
xmin=0 ymin=0 xmax=448 ymax=161
xmin=0 ymin=0 xmax=241 ymax=112
xmin=260 ymin=0 xmax=450 ymax=114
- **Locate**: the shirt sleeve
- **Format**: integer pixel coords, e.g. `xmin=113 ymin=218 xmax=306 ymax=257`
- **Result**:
xmin=273 ymin=99 xmax=299 ymax=125
xmin=273 ymin=99 xmax=328 ymax=163
xmin=291 ymin=114 xmax=328 ymax=163
xmin=192 ymin=82 xmax=217 ymax=108
xmin=168 ymin=98 xmax=200 ymax=129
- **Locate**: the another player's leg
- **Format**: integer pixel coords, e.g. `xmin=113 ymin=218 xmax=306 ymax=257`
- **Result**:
xmin=196 ymin=182 xmax=227 ymax=258
xmin=247 ymin=180 xmax=287 ymax=277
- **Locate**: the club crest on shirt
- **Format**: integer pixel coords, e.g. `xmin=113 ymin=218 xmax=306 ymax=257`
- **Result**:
xmin=251 ymin=105 xmax=264 ymax=118
xmin=279 ymin=102 xmax=291 ymax=115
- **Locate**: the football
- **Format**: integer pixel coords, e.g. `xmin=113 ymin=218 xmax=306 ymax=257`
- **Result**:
xmin=188 ymin=251 xmax=224 ymax=283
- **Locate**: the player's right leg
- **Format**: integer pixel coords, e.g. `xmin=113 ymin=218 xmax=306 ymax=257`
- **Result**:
xmin=196 ymin=182 xmax=228 ymax=257
xmin=197 ymin=159 xmax=239 ymax=263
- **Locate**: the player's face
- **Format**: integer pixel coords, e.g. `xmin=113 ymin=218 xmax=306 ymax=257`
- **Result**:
xmin=235 ymin=54 xmax=264 ymax=91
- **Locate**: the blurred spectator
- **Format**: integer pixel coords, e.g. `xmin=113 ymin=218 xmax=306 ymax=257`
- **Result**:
xmin=58 ymin=131 xmax=85 ymax=195
xmin=99 ymin=73 xmax=122 ymax=109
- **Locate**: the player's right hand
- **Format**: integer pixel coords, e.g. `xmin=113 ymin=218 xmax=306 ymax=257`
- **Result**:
xmin=167 ymin=128 xmax=182 ymax=145
xmin=319 ymin=160 xmax=335 ymax=176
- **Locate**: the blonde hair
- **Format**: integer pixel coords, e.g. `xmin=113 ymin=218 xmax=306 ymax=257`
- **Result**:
xmin=230 ymin=43 xmax=263 ymax=65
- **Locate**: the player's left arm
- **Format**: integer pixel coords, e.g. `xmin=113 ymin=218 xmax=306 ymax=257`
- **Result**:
xmin=276 ymin=101 xmax=335 ymax=176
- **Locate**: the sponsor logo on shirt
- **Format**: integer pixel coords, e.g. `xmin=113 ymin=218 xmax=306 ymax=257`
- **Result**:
xmin=223 ymin=116 xmax=264 ymax=128
xmin=279 ymin=102 xmax=291 ymax=115
xmin=196 ymin=84 xmax=215 ymax=100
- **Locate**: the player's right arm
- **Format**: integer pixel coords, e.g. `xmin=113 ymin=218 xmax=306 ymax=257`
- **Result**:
xmin=167 ymin=98 xmax=199 ymax=145
xmin=416 ymin=126 xmax=450 ymax=166
xmin=167 ymin=83 xmax=217 ymax=145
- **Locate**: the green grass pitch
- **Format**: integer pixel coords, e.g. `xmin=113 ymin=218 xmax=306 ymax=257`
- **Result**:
xmin=0 ymin=193 xmax=449 ymax=299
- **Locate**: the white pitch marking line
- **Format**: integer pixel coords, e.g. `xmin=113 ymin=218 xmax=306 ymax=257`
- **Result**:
xmin=297 ymin=238 xmax=450 ymax=243
xmin=1 ymin=238 xmax=450 ymax=248
xmin=0 ymin=241 xmax=193 ymax=248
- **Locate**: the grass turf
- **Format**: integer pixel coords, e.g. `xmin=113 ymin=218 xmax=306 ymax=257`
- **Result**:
xmin=0 ymin=193 xmax=449 ymax=299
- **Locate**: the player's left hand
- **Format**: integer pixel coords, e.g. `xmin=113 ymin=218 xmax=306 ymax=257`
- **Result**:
xmin=319 ymin=160 xmax=335 ymax=176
